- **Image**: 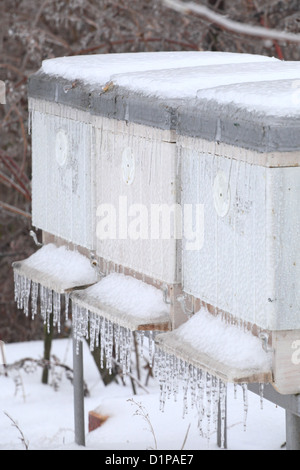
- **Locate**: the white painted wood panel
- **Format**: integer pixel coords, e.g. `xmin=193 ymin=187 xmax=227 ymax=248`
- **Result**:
xmin=30 ymin=100 xmax=95 ymax=250
xmin=95 ymin=118 xmax=180 ymax=284
xmin=181 ymin=137 xmax=300 ymax=331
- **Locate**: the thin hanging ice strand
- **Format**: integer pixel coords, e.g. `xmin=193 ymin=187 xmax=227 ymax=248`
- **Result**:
xmin=148 ymin=330 xmax=154 ymax=368
xmin=46 ymin=288 xmax=53 ymax=334
xmin=31 ymin=281 xmax=39 ymax=320
xmin=219 ymin=379 xmax=227 ymax=449
xmin=23 ymin=277 xmax=31 ymax=317
xmin=242 ymin=383 xmax=248 ymax=431
xmin=259 ymin=383 xmax=264 ymax=410
xmin=65 ymin=292 xmax=70 ymax=320
xmin=206 ymin=372 xmax=212 ymax=443
xmin=53 ymin=291 xmax=61 ymax=333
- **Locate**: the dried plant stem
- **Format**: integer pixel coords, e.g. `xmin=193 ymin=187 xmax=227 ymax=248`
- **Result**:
xmin=3 ymin=411 xmax=29 ymax=450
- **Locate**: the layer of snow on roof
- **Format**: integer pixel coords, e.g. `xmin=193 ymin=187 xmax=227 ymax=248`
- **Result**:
xmin=84 ymin=273 xmax=169 ymax=319
xmin=23 ymin=243 xmax=98 ymax=285
xmin=176 ymin=308 xmax=271 ymax=370
xmin=112 ymin=60 xmax=300 ymax=99
xmin=41 ymin=51 xmax=277 ymax=86
xmin=197 ymin=79 xmax=300 ymax=116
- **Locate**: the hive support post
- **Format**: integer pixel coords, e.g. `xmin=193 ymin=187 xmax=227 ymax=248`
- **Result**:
xmin=73 ymin=333 xmax=86 ymax=446
xmin=286 ymin=411 xmax=300 ymax=450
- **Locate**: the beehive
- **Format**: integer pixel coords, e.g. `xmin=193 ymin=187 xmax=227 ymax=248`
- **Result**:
xmin=176 ymin=77 xmax=300 ymax=394
xmin=28 ymin=52 xmax=277 ymax=283
xmin=19 ymin=52 xmax=300 ymax=394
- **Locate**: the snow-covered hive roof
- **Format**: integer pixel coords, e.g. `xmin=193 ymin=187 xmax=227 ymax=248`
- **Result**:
xmin=28 ymin=51 xmax=300 ymax=152
xmin=27 ymin=51 xmax=279 ymax=128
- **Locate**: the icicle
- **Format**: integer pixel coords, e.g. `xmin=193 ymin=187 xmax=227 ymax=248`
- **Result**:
xmin=139 ymin=330 xmax=144 ymax=358
xmin=219 ymin=379 xmax=227 ymax=449
xmin=100 ymin=317 xmax=105 ymax=369
xmin=182 ymin=362 xmax=190 ymax=419
xmin=211 ymin=375 xmax=220 ymax=434
xmin=259 ymin=383 xmax=264 ymax=410
xmin=65 ymin=293 xmax=70 ymax=320
xmin=148 ymin=330 xmax=154 ymax=368
xmin=53 ymin=291 xmax=61 ymax=333
xmin=106 ymin=320 xmax=114 ymax=374
xmin=46 ymin=288 xmax=53 ymax=334
xmin=196 ymin=369 xmax=205 ymax=437
xmin=126 ymin=328 xmax=132 ymax=374
xmin=114 ymin=323 xmax=120 ymax=362
xmin=40 ymin=285 xmax=47 ymax=324
xmin=23 ymin=278 xmax=31 ymax=317
xmin=242 ymin=383 xmax=248 ymax=431
xmin=30 ymin=282 xmax=38 ymax=320
xmin=159 ymin=351 xmax=167 ymax=412
xmin=206 ymin=372 xmax=212 ymax=443
xmin=28 ymin=109 xmax=32 ymax=135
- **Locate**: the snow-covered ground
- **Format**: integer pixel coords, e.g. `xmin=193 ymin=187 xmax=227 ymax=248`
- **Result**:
xmin=0 ymin=337 xmax=285 ymax=451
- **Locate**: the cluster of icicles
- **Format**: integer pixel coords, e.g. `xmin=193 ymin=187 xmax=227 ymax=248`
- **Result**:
xmin=13 ymin=271 xmax=156 ymax=375
xmin=72 ymin=304 xmax=156 ymax=376
xmin=14 ymin=272 xmax=70 ymax=334
xmin=154 ymin=348 xmax=229 ymax=448
xmin=13 ymin=271 xmax=265 ymax=449
xmin=153 ymin=348 xmax=265 ymax=449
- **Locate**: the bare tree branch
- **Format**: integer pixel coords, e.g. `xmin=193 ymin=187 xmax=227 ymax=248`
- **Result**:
xmin=0 ymin=201 xmax=31 ymax=220
xmin=163 ymin=0 xmax=300 ymax=44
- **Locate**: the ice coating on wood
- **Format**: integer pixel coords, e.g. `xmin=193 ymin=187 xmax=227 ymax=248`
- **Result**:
xmin=31 ymin=106 xmax=94 ymax=250
xmin=13 ymin=244 xmax=98 ymax=333
xmin=40 ymin=51 xmax=277 ymax=86
xmin=196 ymin=79 xmax=300 ymax=116
xmin=72 ymin=273 xmax=170 ymax=375
xmin=112 ymin=60 xmax=300 ymax=100
xmin=95 ymin=119 xmax=180 ymax=284
xmin=171 ymin=309 xmax=271 ymax=371
xmin=155 ymin=308 xmax=272 ymax=385
xmin=82 ymin=273 xmax=169 ymax=320
xmin=14 ymin=243 xmax=98 ymax=290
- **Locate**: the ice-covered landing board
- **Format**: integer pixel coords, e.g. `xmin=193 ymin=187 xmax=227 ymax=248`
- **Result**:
xmin=155 ymin=309 xmax=273 ymax=385
xmin=71 ymin=273 xmax=170 ymax=375
xmin=12 ymin=243 xmax=98 ymax=293
xmin=71 ymin=273 xmax=171 ymax=332
xmin=12 ymin=244 xmax=99 ymax=331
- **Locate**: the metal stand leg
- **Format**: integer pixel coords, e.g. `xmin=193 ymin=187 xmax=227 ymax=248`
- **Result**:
xmin=73 ymin=336 xmax=85 ymax=446
xmin=286 ymin=411 xmax=300 ymax=450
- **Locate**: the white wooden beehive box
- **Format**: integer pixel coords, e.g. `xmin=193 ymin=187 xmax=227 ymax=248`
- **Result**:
xmin=28 ymin=52 xmax=276 ymax=285
xmin=25 ymin=52 xmax=300 ymax=394
xmin=177 ymin=78 xmax=300 ymax=394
